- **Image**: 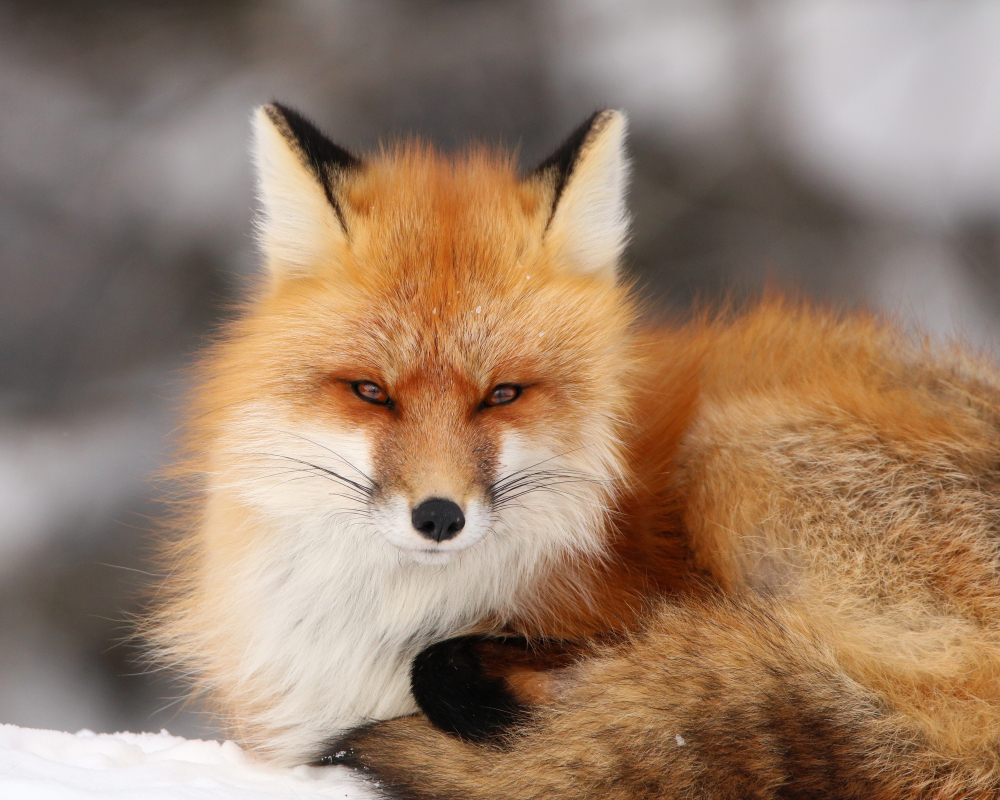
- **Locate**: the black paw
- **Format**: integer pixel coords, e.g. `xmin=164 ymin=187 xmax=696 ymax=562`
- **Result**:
xmin=410 ymin=636 xmax=526 ymax=743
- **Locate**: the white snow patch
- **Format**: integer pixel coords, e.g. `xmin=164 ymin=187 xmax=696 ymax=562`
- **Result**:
xmin=0 ymin=725 xmax=374 ymax=800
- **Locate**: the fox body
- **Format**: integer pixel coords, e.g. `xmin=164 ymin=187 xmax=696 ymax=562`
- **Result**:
xmin=154 ymin=106 xmax=1000 ymax=795
xmin=341 ymin=307 xmax=1000 ymax=798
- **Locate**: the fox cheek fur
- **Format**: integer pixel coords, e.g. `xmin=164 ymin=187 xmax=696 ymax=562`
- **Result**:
xmin=149 ymin=104 xmax=636 ymax=764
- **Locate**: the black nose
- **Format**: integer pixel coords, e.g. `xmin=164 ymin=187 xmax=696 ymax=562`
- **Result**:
xmin=411 ymin=498 xmax=465 ymax=542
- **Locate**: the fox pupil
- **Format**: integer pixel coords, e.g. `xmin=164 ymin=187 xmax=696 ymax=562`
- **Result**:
xmin=485 ymin=384 xmax=521 ymax=407
xmin=353 ymin=381 xmax=390 ymax=406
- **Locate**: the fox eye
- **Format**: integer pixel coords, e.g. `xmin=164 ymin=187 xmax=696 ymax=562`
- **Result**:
xmin=483 ymin=384 xmax=522 ymax=408
xmin=353 ymin=381 xmax=392 ymax=407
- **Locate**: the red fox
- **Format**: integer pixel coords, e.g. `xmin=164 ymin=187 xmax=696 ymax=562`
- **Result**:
xmin=152 ymin=104 xmax=1000 ymax=797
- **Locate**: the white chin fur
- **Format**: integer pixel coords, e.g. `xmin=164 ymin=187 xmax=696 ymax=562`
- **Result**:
xmin=199 ymin=407 xmax=617 ymax=764
xmin=371 ymin=495 xmax=491 ymax=561
xmin=405 ymin=549 xmax=461 ymax=565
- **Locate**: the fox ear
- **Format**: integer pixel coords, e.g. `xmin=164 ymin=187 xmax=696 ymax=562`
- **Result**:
xmin=529 ymin=111 xmax=630 ymax=282
xmin=252 ymin=103 xmax=362 ymax=279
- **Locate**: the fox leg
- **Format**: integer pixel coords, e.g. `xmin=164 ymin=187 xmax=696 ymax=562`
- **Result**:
xmin=408 ymin=635 xmax=586 ymax=742
xmin=325 ymin=599 xmax=998 ymax=800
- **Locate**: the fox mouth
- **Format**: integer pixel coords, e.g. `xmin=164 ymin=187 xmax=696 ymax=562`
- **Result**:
xmin=404 ymin=549 xmax=463 ymax=565
xmin=378 ymin=534 xmax=486 ymax=566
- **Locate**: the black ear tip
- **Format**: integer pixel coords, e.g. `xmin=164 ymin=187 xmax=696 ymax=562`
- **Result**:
xmin=264 ymin=101 xmax=315 ymax=133
xmin=530 ymin=112 xmax=595 ymax=176
xmin=528 ymin=110 xmax=623 ymax=183
xmin=527 ymin=110 xmax=624 ymax=225
xmin=259 ymin=101 xmax=362 ymax=175
xmin=266 ymin=100 xmax=297 ymax=116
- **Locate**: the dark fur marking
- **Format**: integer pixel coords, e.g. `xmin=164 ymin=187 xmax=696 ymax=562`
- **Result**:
xmin=411 ymin=635 xmax=528 ymax=743
xmin=312 ymin=735 xmax=366 ymax=770
xmin=314 ymin=725 xmax=421 ymax=800
xmin=528 ymin=110 xmax=607 ymax=229
xmin=265 ymin=102 xmax=362 ymax=232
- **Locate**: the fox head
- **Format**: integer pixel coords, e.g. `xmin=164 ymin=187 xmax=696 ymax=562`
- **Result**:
xmin=195 ymin=104 xmax=637 ymax=573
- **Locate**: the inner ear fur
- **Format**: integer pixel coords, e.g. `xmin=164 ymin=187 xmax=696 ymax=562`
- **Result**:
xmin=527 ymin=110 xmax=630 ymax=282
xmin=252 ymin=103 xmax=363 ymax=281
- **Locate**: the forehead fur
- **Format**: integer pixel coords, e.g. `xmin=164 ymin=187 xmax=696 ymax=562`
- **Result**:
xmin=244 ymin=142 xmax=636 ymax=391
xmin=340 ymin=143 xmax=545 ymax=288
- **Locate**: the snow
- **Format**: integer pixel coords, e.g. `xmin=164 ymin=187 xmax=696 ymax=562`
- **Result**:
xmin=0 ymin=725 xmax=375 ymax=800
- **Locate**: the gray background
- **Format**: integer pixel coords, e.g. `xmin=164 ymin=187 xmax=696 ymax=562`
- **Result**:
xmin=1 ymin=0 xmax=999 ymax=739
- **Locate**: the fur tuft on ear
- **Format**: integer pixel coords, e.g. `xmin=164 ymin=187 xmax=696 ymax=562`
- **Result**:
xmin=529 ymin=111 xmax=630 ymax=282
xmin=252 ymin=103 xmax=362 ymax=280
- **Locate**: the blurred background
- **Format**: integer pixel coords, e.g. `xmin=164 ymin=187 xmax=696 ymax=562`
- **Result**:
xmin=1 ymin=0 xmax=999 ymax=739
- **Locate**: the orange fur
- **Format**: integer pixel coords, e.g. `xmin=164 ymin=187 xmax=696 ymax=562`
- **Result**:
xmin=150 ymin=107 xmax=1000 ymax=797
xmin=340 ymin=299 xmax=1000 ymax=799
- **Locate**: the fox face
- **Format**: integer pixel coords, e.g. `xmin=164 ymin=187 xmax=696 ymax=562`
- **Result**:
xmin=200 ymin=106 xmax=636 ymax=569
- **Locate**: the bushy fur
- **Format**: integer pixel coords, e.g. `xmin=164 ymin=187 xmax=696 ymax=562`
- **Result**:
xmin=151 ymin=105 xmax=1000 ymax=796
xmin=339 ymin=305 xmax=1000 ymax=798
